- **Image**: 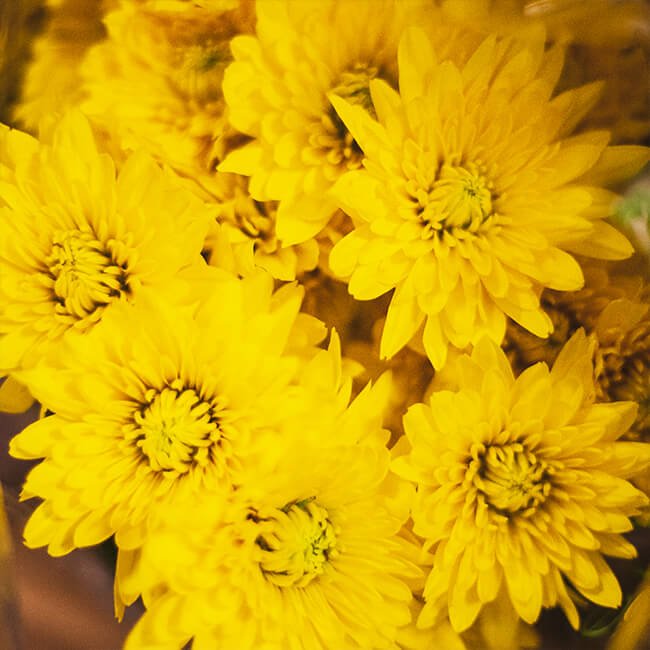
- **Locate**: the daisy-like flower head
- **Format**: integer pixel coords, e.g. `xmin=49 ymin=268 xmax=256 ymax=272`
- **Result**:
xmin=8 ymin=274 xmax=333 ymax=562
xmin=329 ymin=27 xmax=649 ymax=369
xmin=506 ymin=263 xmax=650 ymax=438
xmin=124 ymin=443 xmax=422 ymax=650
xmin=0 ymin=112 xmax=210 ymax=373
xmin=393 ymin=330 xmax=650 ymax=632
xmin=81 ymin=0 xmax=251 ymax=184
xmin=219 ymin=0 xmax=480 ymax=247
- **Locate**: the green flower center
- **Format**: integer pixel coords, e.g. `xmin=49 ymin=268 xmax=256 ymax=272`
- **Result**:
xmin=129 ymin=381 xmax=224 ymax=475
xmin=46 ymin=229 xmax=130 ymax=322
xmin=256 ymin=498 xmax=338 ymax=588
xmin=420 ymin=163 xmax=494 ymax=234
xmin=474 ymin=443 xmax=550 ymax=514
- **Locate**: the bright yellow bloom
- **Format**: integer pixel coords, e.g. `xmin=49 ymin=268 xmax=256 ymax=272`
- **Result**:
xmin=0 ymin=112 xmax=210 ymax=373
xmin=0 ymin=0 xmax=42 ymax=123
xmin=124 ymin=442 xmax=420 ymax=650
xmin=81 ymin=0 xmax=251 ymax=188
xmin=506 ymin=263 xmax=650 ymax=438
xmin=9 ymin=274 xmax=329 ymax=563
xmin=219 ymin=0 xmax=473 ymax=247
xmin=13 ymin=0 xmax=108 ymax=132
xmin=393 ymin=330 xmax=650 ymax=632
xmin=328 ymin=27 xmax=648 ymax=369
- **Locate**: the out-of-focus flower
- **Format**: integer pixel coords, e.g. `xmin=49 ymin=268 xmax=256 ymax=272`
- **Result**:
xmin=608 ymin=571 xmax=650 ymax=650
xmin=0 ymin=112 xmax=210 ymax=373
xmin=219 ymin=0 xmax=479 ymax=247
xmin=394 ymin=331 xmax=650 ymax=632
xmin=124 ymin=443 xmax=421 ymax=650
xmin=439 ymin=0 xmax=650 ymax=144
xmin=506 ymin=263 xmax=650 ymax=440
xmin=524 ymin=0 xmax=650 ymax=144
xmin=14 ymin=0 xmax=110 ymax=133
xmin=81 ymin=0 xmax=252 ymax=191
xmin=329 ymin=27 xmax=647 ymax=369
xmin=80 ymin=1 xmax=321 ymax=281
xmin=0 ymin=0 xmax=43 ymax=123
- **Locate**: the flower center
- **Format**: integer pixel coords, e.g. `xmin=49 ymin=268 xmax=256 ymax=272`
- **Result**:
xmin=330 ymin=63 xmax=379 ymax=117
xmin=173 ymin=40 xmax=232 ymax=102
xmin=416 ymin=163 xmax=494 ymax=237
xmin=311 ymin=64 xmax=380 ymax=174
xmin=474 ymin=443 xmax=550 ymax=514
xmin=45 ymin=229 xmax=130 ymax=323
xmin=128 ymin=381 xmax=224 ymax=475
xmin=255 ymin=498 xmax=338 ymax=588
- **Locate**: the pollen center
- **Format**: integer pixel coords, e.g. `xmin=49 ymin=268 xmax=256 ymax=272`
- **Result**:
xmin=475 ymin=443 xmax=550 ymax=514
xmin=418 ymin=163 xmax=494 ymax=236
xmin=46 ymin=229 xmax=130 ymax=322
xmin=256 ymin=498 xmax=338 ymax=588
xmin=330 ymin=63 xmax=379 ymax=116
xmin=312 ymin=64 xmax=380 ymax=174
xmin=130 ymin=383 xmax=222 ymax=475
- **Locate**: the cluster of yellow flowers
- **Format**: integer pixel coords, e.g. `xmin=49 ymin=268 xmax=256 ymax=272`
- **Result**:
xmin=1 ymin=1 xmax=650 ymax=648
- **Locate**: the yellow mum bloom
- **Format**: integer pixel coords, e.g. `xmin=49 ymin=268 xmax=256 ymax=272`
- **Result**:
xmin=9 ymin=274 xmax=328 ymax=561
xmin=124 ymin=443 xmax=421 ymax=650
xmin=0 ymin=112 xmax=209 ymax=372
xmin=329 ymin=28 xmax=648 ymax=369
xmin=506 ymin=263 xmax=650 ymax=438
xmin=393 ymin=330 xmax=650 ymax=632
xmin=81 ymin=0 xmax=251 ymax=185
xmin=219 ymin=0 xmax=467 ymax=246
xmin=13 ymin=0 xmax=108 ymax=132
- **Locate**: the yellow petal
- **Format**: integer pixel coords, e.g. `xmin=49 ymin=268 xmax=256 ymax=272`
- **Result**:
xmin=0 ymin=375 xmax=34 ymax=413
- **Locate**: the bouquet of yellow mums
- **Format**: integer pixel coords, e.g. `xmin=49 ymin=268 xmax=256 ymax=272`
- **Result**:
xmin=1 ymin=0 xmax=650 ymax=648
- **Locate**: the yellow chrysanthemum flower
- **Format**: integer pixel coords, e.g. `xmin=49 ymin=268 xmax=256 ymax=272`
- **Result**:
xmin=13 ymin=0 xmax=109 ymax=132
xmin=393 ymin=330 xmax=650 ymax=632
xmin=81 ymin=0 xmax=251 ymax=188
xmin=506 ymin=263 xmax=650 ymax=438
xmin=219 ymin=0 xmax=480 ymax=247
xmin=124 ymin=443 xmax=421 ymax=650
xmin=0 ymin=0 xmax=43 ymax=123
xmin=0 ymin=112 xmax=210 ymax=373
xmin=9 ymin=274 xmax=329 ymax=562
xmin=328 ymin=27 xmax=649 ymax=369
